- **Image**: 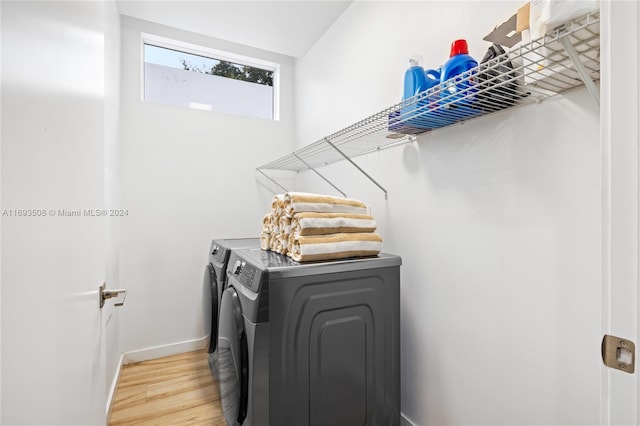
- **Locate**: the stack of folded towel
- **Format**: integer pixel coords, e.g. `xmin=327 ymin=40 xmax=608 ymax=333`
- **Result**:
xmin=260 ymin=192 xmax=383 ymax=262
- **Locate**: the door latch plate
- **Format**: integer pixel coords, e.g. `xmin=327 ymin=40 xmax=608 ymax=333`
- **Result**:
xmin=602 ymin=334 xmax=636 ymax=374
xmin=99 ymin=282 xmax=127 ymax=308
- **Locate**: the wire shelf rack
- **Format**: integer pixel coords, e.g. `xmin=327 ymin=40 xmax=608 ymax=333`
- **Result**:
xmin=257 ymin=10 xmax=600 ymax=198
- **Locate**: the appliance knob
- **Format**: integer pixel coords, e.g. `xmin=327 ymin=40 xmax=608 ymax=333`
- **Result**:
xmin=233 ymin=260 xmax=242 ymax=275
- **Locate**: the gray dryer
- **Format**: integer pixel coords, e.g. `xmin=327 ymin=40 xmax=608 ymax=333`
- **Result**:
xmin=218 ymin=248 xmax=401 ymax=426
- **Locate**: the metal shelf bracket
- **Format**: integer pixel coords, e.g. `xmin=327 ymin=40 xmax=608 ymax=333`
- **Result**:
xmin=324 ymin=138 xmax=389 ymax=200
xmin=559 ymin=35 xmax=600 ymax=105
xmin=293 ymin=153 xmax=347 ymax=197
xmin=256 ymin=168 xmax=289 ymax=193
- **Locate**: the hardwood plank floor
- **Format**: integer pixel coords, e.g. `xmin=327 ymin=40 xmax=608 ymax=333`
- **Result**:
xmin=109 ymin=350 xmax=226 ymax=426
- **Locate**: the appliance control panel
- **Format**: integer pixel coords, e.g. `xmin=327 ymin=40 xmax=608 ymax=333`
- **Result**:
xmin=210 ymin=242 xmax=228 ymax=263
xmin=230 ymin=258 xmax=260 ymax=292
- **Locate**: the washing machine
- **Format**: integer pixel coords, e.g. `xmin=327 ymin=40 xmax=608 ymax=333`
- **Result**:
xmin=203 ymin=238 xmax=260 ymax=377
xmin=218 ymin=248 xmax=401 ymax=426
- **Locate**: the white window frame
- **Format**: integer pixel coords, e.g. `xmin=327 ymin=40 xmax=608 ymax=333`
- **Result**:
xmin=140 ymin=32 xmax=281 ymax=120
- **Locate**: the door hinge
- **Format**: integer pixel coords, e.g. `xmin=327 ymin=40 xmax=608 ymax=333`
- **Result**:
xmin=602 ymin=334 xmax=636 ymax=374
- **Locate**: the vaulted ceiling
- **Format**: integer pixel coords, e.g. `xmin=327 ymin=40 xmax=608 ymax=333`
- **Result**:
xmin=116 ymin=1 xmax=353 ymax=58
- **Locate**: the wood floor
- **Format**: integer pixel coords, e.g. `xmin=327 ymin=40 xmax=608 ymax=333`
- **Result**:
xmin=109 ymin=350 xmax=226 ymax=425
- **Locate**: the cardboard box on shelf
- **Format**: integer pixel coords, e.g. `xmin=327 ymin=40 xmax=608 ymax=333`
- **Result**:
xmin=482 ymin=11 xmax=522 ymax=48
xmin=516 ymin=2 xmax=530 ymax=32
xmin=483 ymin=3 xmax=529 ymax=48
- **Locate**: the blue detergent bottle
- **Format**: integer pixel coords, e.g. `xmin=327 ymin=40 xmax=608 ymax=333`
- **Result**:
xmin=400 ymin=56 xmax=431 ymax=127
xmin=425 ymin=68 xmax=440 ymax=88
xmin=411 ymin=68 xmax=441 ymax=129
xmin=403 ymin=56 xmax=429 ymax=102
xmin=424 ymin=68 xmax=441 ymax=105
xmin=402 ymin=56 xmax=430 ymax=120
xmin=440 ymin=39 xmax=478 ymax=108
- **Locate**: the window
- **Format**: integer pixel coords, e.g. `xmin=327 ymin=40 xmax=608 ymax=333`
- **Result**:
xmin=142 ymin=34 xmax=279 ymax=120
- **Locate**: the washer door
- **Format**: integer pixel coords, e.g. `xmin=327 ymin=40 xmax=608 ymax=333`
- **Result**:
xmin=218 ymin=287 xmax=249 ymax=426
xmin=203 ymin=263 xmax=218 ymax=354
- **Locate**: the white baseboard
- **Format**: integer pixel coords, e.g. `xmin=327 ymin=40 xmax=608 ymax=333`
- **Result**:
xmin=401 ymin=413 xmax=415 ymax=426
xmin=106 ymin=353 xmax=124 ymax=423
xmin=122 ymin=336 xmax=208 ymax=365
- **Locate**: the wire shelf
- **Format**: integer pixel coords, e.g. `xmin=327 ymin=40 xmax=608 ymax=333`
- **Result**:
xmin=257 ymin=10 xmax=600 ymax=194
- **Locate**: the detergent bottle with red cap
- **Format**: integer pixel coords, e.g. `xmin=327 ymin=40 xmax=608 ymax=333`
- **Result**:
xmin=440 ymin=39 xmax=478 ymax=107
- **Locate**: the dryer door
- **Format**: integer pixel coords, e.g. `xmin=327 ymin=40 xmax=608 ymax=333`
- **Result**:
xmin=218 ymin=286 xmax=249 ymax=426
xmin=203 ymin=263 xmax=218 ymax=354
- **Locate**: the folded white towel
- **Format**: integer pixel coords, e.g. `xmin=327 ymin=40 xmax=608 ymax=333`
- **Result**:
xmin=271 ymin=194 xmax=285 ymax=217
xmin=283 ymin=192 xmax=368 ymax=217
xmin=291 ymin=212 xmax=377 ymax=236
xmin=279 ymin=215 xmax=292 ymax=235
xmin=260 ymin=231 xmax=271 ymax=250
xmin=290 ymin=232 xmax=382 ymax=262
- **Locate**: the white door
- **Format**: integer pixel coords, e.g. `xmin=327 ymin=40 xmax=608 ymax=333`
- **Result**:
xmin=601 ymin=1 xmax=639 ymax=424
xmin=1 ymin=1 xmax=108 ymax=424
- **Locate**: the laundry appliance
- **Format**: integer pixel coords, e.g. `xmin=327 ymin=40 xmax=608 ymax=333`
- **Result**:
xmin=203 ymin=238 xmax=260 ymax=376
xmin=218 ymin=248 xmax=401 ymax=426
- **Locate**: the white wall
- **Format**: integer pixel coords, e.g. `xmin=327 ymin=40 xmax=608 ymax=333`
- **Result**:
xmin=118 ymin=16 xmax=296 ymax=358
xmin=294 ymin=2 xmax=600 ymax=425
